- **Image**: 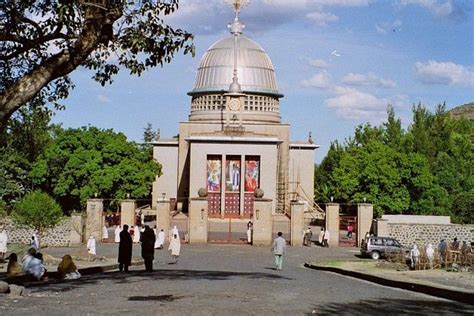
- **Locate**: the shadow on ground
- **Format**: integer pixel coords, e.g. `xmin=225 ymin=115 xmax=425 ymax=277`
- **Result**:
xmin=23 ymin=269 xmax=292 ymax=293
xmin=310 ymin=298 xmax=474 ymax=315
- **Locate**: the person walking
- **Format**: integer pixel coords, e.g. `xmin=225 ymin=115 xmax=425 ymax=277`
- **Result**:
xmin=304 ymin=227 xmax=312 ymax=246
xmin=118 ymin=225 xmax=133 ymax=272
xmin=318 ymin=228 xmax=325 ymax=246
xmin=155 ymin=229 xmax=165 ymax=249
xmin=87 ymin=235 xmax=96 ymax=258
xmin=140 ymin=225 xmax=156 ymax=272
xmin=114 ymin=225 xmax=121 ymax=243
xmin=247 ymin=221 xmax=253 ymax=244
xmin=272 ymin=232 xmax=286 ymax=271
xmin=323 ymin=229 xmax=330 ymax=248
xmin=438 ymin=239 xmax=447 ymax=265
xmin=168 ymin=234 xmax=181 ymax=263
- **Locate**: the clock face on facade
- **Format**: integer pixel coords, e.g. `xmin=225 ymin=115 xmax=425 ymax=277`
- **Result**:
xmin=228 ymin=98 xmax=241 ymax=111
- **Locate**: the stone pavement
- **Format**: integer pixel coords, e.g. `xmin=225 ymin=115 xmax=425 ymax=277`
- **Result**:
xmin=1 ymin=244 xmax=473 ymax=315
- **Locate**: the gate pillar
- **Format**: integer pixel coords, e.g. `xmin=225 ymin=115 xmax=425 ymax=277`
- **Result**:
xmin=120 ymin=199 xmax=136 ymax=228
xmin=86 ymin=199 xmax=103 ymax=243
xmin=70 ymin=212 xmax=84 ymax=245
xmin=325 ymin=203 xmax=340 ymax=247
xmin=252 ymin=198 xmax=273 ymax=246
xmin=290 ymin=201 xmax=305 ymax=246
xmin=357 ymin=203 xmax=373 ymax=247
xmin=156 ymin=199 xmax=171 ymax=241
xmin=189 ymin=197 xmax=208 ymax=243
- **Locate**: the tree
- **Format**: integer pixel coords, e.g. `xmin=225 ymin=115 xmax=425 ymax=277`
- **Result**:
xmin=11 ymin=190 xmax=63 ymax=248
xmin=30 ymin=126 xmax=161 ymax=211
xmin=0 ymin=1 xmax=194 ymax=131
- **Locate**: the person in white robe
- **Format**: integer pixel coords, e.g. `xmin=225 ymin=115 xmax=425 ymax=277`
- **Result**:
xmin=323 ymin=229 xmax=330 ymax=248
xmin=133 ymin=225 xmax=141 ymax=243
xmin=155 ymin=229 xmax=165 ymax=249
xmin=168 ymin=234 xmax=181 ymax=263
xmin=114 ymin=225 xmax=121 ymax=243
xmin=31 ymin=234 xmax=40 ymax=250
xmin=318 ymin=228 xmax=325 ymax=246
xmin=171 ymin=225 xmax=180 ymax=240
xmin=102 ymin=225 xmax=109 ymax=241
xmin=87 ymin=235 xmax=96 ymax=256
xmin=426 ymin=244 xmax=434 ymax=269
xmin=0 ymin=229 xmax=8 ymax=260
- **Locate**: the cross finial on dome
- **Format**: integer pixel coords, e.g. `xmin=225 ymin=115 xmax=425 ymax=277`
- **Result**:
xmin=226 ymin=0 xmax=248 ymax=35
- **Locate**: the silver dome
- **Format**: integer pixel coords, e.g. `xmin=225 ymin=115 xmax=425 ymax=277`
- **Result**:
xmin=188 ymin=36 xmax=282 ymax=97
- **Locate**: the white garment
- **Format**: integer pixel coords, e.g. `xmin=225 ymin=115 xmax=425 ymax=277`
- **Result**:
xmin=247 ymin=229 xmax=252 ymax=243
xmin=318 ymin=230 xmax=325 ymax=244
xmin=426 ymin=244 xmax=434 ymax=259
xmin=22 ymin=255 xmax=45 ymax=280
xmin=156 ymin=231 xmax=165 ymax=249
xmin=87 ymin=237 xmax=96 ymax=255
xmin=114 ymin=226 xmax=121 ymax=243
xmin=323 ymin=229 xmax=330 ymax=242
xmin=102 ymin=226 xmax=109 ymax=239
xmin=0 ymin=230 xmax=7 ymax=253
xmin=410 ymin=245 xmax=420 ymax=258
xmin=171 ymin=225 xmax=180 ymax=240
xmin=140 ymin=213 xmax=145 ymax=225
xmin=133 ymin=226 xmax=141 ymax=243
xmin=31 ymin=234 xmax=40 ymax=250
xmin=168 ymin=237 xmax=181 ymax=256
xmin=65 ymin=271 xmax=81 ymax=280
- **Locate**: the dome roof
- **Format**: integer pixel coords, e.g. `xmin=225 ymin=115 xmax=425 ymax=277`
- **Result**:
xmin=188 ymin=36 xmax=282 ymax=97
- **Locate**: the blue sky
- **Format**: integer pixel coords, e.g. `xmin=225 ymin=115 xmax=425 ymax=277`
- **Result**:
xmin=52 ymin=0 xmax=474 ymax=163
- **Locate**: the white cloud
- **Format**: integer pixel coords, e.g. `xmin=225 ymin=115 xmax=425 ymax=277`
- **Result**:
xmin=414 ymin=60 xmax=474 ymax=86
xmin=397 ymin=0 xmax=466 ymax=20
xmin=342 ymin=72 xmax=397 ymax=88
xmin=375 ymin=19 xmax=402 ymax=34
xmin=97 ymin=95 xmax=111 ymax=103
xmin=301 ymin=71 xmax=331 ymax=89
xmin=306 ymin=10 xmax=339 ymax=26
xmin=324 ymin=86 xmax=408 ymax=120
xmin=267 ymin=0 xmax=370 ymax=7
xmin=308 ymin=58 xmax=330 ymax=69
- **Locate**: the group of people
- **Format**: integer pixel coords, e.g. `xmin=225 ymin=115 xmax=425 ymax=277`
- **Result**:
xmin=117 ymin=224 xmax=182 ymax=272
xmin=409 ymin=237 xmax=471 ymax=269
xmin=6 ymin=248 xmax=81 ymax=281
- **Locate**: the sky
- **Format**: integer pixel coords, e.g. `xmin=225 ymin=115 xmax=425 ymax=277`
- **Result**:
xmin=52 ymin=0 xmax=474 ymax=163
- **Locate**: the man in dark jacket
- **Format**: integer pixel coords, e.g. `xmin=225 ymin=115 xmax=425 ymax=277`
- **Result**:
xmin=140 ymin=225 xmax=156 ymax=272
xmin=118 ymin=225 xmax=133 ymax=272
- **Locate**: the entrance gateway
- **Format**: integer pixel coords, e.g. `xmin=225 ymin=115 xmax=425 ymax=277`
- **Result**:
xmin=146 ymin=1 xmax=321 ymax=245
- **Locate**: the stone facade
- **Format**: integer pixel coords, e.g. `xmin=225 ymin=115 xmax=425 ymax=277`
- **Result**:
xmin=2 ymin=218 xmax=72 ymax=247
xmin=386 ymin=223 xmax=473 ymax=247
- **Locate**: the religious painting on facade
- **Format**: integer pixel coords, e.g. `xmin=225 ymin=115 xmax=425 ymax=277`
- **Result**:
xmin=225 ymin=157 xmax=241 ymax=192
xmin=207 ymin=156 xmax=221 ymax=192
xmin=245 ymin=157 xmax=260 ymax=192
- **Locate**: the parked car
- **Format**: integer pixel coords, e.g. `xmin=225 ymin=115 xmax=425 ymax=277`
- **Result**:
xmin=360 ymin=236 xmax=410 ymax=260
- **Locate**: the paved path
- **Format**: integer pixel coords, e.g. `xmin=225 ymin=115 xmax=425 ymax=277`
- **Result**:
xmin=1 ymin=245 xmax=472 ymax=315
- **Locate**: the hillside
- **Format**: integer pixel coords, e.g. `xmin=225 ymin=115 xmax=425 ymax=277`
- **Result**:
xmin=449 ymin=102 xmax=474 ymax=121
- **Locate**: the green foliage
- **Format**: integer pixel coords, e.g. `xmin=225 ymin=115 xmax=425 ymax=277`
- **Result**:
xmin=31 ymin=126 xmax=161 ymax=211
xmin=11 ymin=190 xmax=63 ymax=234
xmin=315 ymin=103 xmax=473 ymax=223
xmin=0 ymin=103 xmax=56 ymax=206
xmin=0 ymin=1 xmax=194 ymax=129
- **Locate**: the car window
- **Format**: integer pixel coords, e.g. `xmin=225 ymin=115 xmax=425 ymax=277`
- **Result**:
xmin=373 ymin=238 xmax=383 ymax=245
xmin=385 ymin=239 xmax=394 ymax=246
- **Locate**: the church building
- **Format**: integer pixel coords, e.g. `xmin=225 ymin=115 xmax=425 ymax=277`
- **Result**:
xmin=149 ymin=1 xmax=320 ymax=244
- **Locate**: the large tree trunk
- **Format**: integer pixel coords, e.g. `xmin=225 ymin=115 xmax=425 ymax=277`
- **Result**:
xmin=0 ymin=8 xmax=121 ymax=131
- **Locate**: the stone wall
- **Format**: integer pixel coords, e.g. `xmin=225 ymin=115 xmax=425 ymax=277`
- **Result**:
xmin=2 ymin=218 xmax=73 ymax=247
xmin=387 ymin=223 xmax=473 ymax=246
